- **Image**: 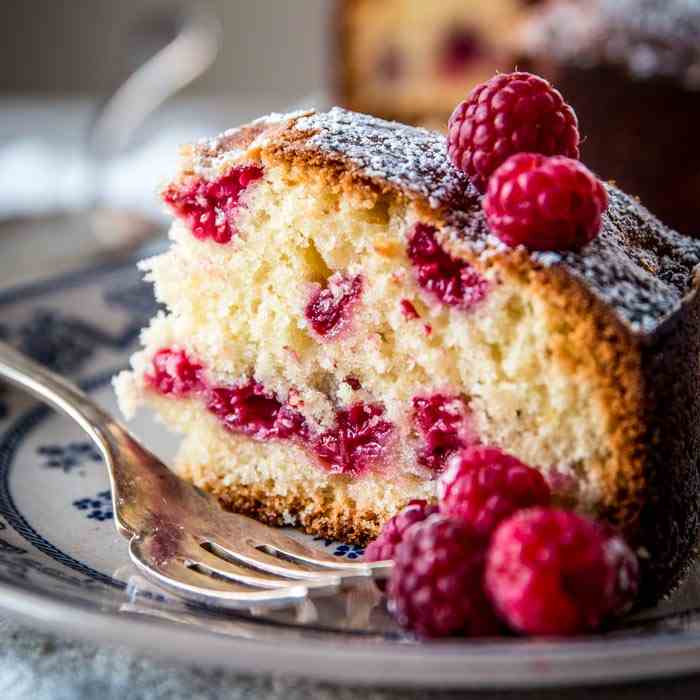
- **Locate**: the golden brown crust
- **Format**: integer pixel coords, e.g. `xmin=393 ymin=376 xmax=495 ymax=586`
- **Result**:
xmin=196 ymin=476 xmax=387 ymax=546
xmin=264 ymin=143 xmax=404 ymax=216
xmin=445 ymin=240 xmax=649 ymax=536
xmin=202 ymin=123 xmax=269 ymax=159
xmin=261 ymin=114 xmax=467 ymax=226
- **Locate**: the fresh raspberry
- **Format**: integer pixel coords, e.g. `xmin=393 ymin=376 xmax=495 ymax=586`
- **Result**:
xmin=447 ymin=71 xmax=579 ymax=192
xmin=364 ymin=500 xmax=438 ymax=563
xmin=305 ymin=273 xmax=363 ymax=338
xmin=146 ymin=349 xmax=204 ymax=396
xmin=313 ymin=402 xmax=393 ymax=475
xmin=406 ymin=223 xmax=488 ymax=310
xmin=438 ymin=447 xmax=550 ymax=539
xmin=483 ymin=153 xmax=608 ymax=251
xmin=412 ymin=394 xmax=469 ymax=472
xmin=162 ymin=165 xmax=263 ymax=244
xmin=485 ymin=508 xmax=639 ymax=636
xmin=388 ymin=514 xmax=501 ymax=638
xmin=207 ymin=381 xmax=307 ymax=441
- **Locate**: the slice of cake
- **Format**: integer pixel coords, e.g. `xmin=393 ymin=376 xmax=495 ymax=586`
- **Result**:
xmin=334 ymin=0 xmax=538 ymax=127
xmin=115 ymin=107 xmax=700 ymax=603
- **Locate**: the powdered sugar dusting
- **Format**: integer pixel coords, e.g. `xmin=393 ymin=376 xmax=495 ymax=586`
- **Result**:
xmin=524 ymin=0 xmax=700 ymax=88
xmin=448 ymin=184 xmax=700 ymax=335
xmin=294 ymin=107 xmax=473 ymax=210
xmin=197 ymin=111 xmax=311 ymax=154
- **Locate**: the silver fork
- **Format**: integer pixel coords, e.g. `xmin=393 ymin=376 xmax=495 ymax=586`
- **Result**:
xmin=0 ymin=341 xmax=392 ymax=609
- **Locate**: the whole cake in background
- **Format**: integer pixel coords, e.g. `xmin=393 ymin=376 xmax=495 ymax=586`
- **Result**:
xmin=521 ymin=0 xmax=700 ymax=237
xmin=334 ymin=0 xmax=542 ymax=129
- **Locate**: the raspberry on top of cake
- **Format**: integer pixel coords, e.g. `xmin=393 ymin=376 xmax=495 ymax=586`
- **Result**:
xmin=115 ymin=107 xmax=700 ymax=604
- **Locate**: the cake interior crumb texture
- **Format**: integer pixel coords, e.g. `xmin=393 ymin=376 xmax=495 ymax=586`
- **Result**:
xmin=115 ymin=108 xmax=700 ymax=601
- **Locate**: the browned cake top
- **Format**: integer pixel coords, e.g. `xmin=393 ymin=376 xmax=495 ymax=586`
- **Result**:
xmin=477 ymin=186 xmax=700 ymax=335
xmin=289 ymin=108 xmax=473 ymax=211
xmin=524 ymin=0 xmax=700 ymax=89
xmin=192 ymin=107 xmax=700 ymax=336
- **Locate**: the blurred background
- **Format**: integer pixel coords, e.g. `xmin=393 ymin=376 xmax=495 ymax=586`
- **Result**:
xmin=0 ymin=0 xmax=330 ymax=287
xmin=0 ymin=0 xmax=327 ymax=99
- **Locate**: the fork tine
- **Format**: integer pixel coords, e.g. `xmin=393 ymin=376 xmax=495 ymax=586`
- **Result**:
xmin=205 ymin=537 xmax=372 ymax=584
xmin=129 ymin=536 xmax=310 ymax=610
xmin=243 ymin=525 xmax=394 ymax=580
xmin=186 ymin=543 xmax=342 ymax=596
xmin=260 ymin=540 xmax=394 ymax=579
xmin=255 ymin=533 xmax=364 ymax=569
xmin=213 ymin=511 xmax=369 ymax=569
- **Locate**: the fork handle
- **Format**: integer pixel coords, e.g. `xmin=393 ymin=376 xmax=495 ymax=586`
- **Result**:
xmin=0 ymin=340 xmax=179 ymax=537
xmin=0 ymin=340 xmax=115 ymax=445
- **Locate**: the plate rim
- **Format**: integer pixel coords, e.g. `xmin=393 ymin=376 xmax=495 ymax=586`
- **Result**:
xmin=3 ymin=575 xmax=700 ymax=689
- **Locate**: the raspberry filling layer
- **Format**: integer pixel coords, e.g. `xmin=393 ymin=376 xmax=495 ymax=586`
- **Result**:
xmin=146 ymin=349 xmax=392 ymax=476
xmin=313 ymin=403 xmax=394 ymax=476
xmin=162 ymin=165 xmax=263 ymax=244
xmin=305 ymin=273 xmax=363 ymax=338
xmin=207 ymin=384 xmax=308 ymax=441
xmin=407 ymin=224 xmax=488 ymax=310
xmin=413 ymin=394 xmax=471 ymax=472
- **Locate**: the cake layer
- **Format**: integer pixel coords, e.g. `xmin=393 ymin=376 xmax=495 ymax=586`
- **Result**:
xmin=130 ymin=391 xmax=432 ymax=543
xmin=116 ymin=108 xmax=700 ymax=603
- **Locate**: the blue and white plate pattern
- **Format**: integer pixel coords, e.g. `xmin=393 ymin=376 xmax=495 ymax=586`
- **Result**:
xmin=2 ymin=254 xmax=700 ymax=689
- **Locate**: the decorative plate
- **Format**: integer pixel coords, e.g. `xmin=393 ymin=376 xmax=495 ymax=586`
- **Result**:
xmin=2 ymin=251 xmax=700 ymax=690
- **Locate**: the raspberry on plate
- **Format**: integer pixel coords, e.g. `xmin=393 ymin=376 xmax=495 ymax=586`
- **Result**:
xmin=364 ymin=499 xmax=438 ymax=562
xmin=483 ymin=153 xmax=608 ymax=251
xmin=438 ymin=446 xmax=551 ymax=540
xmin=388 ymin=514 xmax=501 ymax=638
xmin=485 ymin=508 xmax=639 ymax=636
xmin=447 ymin=71 xmax=580 ymax=192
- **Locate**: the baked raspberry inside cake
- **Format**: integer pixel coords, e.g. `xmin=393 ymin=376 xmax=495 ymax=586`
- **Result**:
xmin=115 ymin=108 xmax=700 ymax=602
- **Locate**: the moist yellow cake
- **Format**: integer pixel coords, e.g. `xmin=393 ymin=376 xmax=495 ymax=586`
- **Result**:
xmin=115 ymin=108 xmax=700 ymax=602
